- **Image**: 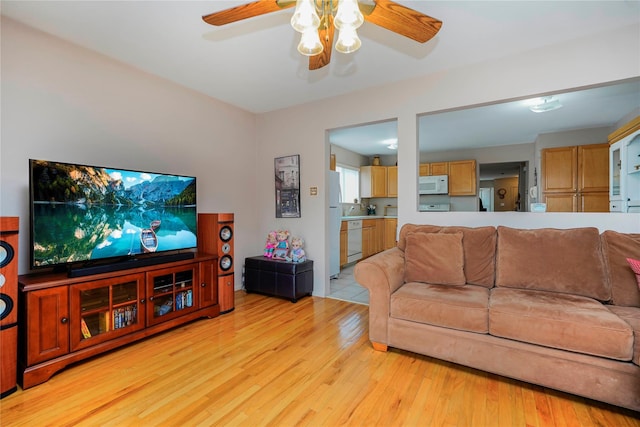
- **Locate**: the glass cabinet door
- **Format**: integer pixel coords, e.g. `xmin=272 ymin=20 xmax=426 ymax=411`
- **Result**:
xmin=610 ymin=141 xmax=622 ymax=200
xmin=146 ymin=265 xmax=197 ymax=326
xmin=625 ymin=133 xmax=640 ymax=207
xmin=70 ymin=273 xmax=145 ymax=351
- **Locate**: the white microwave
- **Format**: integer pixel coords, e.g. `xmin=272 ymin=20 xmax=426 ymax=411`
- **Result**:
xmin=418 ymin=175 xmax=448 ymax=195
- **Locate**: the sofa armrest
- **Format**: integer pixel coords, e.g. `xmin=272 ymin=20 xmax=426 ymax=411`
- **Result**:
xmin=354 ymin=247 xmax=405 ymax=346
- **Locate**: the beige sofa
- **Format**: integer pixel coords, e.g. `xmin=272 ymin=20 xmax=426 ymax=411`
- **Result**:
xmin=354 ymin=224 xmax=640 ymax=411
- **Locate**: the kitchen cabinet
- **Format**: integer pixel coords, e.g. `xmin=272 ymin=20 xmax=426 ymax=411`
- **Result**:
xmin=580 ymin=192 xmax=610 ymax=212
xmin=360 ymin=166 xmax=398 ymax=198
xmin=419 ymin=162 xmax=448 ymax=176
xmin=362 ymin=223 xmax=374 ymax=259
xmin=542 ymin=143 xmax=608 ymax=212
xmin=383 ymin=218 xmax=398 ymax=250
xmin=448 ymin=160 xmax=477 ymax=196
xmin=340 ymin=221 xmax=347 ymax=267
xmin=544 ymin=193 xmax=577 ymax=213
xmin=430 ymin=162 xmax=449 ymax=176
xmin=362 ymin=219 xmax=384 ymax=259
xmin=387 ymin=166 xmax=398 ymax=197
xmin=360 ymin=166 xmax=387 ymax=198
xmin=578 ymin=144 xmax=609 ymax=192
xmin=375 ymin=220 xmax=384 ymax=253
xmin=542 ymin=146 xmax=578 ymax=193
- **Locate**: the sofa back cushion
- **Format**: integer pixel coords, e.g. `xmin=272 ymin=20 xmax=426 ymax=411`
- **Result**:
xmin=601 ymin=230 xmax=640 ymax=307
xmin=404 ymin=232 xmax=466 ymax=285
xmin=399 ymin=224 xmax=496 ymax=288
xmin=495 ymin=226 xmax=610 ymax=301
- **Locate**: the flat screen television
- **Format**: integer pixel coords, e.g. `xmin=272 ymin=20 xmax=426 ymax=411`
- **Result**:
xmin=29 ymin=159 xmax=197 ymax=275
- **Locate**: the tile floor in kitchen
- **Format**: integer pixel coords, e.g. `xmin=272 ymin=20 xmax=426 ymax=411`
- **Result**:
xmin=328 ymin=264 xmax=369 ymax=305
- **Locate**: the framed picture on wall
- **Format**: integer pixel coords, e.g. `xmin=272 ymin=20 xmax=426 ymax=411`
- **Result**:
xmin=275 ymin=154 xmax=301 ymax=218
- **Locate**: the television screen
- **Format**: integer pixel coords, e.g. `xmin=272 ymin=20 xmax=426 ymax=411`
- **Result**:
xmin=30 ymin=159 xmax=197 ymax=270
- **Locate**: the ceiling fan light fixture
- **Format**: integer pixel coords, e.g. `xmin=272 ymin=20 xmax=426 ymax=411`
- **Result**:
xmin=297 ymin=28 xmax=324 ymax=56
xmin=203 ymin=0 xmax=443 ymax=70
xmin=335 ymin=25 xmax=362 ymax=54
xmin=529 ymin=96 xmax=563 ymax=113
xmin=334 ymin=0 xmax=364 ymax=30
xmin=291 ymin=0 xmax=320 ymax=33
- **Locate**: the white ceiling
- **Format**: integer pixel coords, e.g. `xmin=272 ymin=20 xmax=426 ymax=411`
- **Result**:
xmin=2 ymin=1 xmax=639 ymax=155
xmin=329 ymin=79 xmax=640 ymax=156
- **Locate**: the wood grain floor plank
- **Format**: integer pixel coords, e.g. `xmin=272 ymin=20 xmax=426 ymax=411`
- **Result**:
xmin=2 ymin=292 xmax=638 ymax=426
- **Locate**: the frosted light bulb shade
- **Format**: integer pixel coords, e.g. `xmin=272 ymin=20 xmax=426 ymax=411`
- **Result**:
xmin=297 ymin=29 xmax=324 ymax=56
xmin=334 ymin=0 xmax=364 ymax=29
xmin=291 ymin=0 xmax=320 ymax=33
xmin=335 ymin=26 xmax=361 ymax=53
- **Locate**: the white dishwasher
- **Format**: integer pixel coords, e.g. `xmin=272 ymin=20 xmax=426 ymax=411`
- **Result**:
xmin=346 ymin=220 xmax=363 ymax=263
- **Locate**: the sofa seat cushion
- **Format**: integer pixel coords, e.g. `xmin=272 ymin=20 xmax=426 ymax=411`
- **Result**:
xmin=495 ymin=226 xmax=610 ymax=301
xmin=391 ymin=282 xmax=489 ymax=333
xmin=489 ymin=288 xmax=633 ymax=361
xmin=607 ymin=306 xmax=640 ymax=366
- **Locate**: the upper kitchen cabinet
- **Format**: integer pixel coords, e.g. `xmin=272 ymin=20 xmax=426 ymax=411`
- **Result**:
xmin=430 ymin=162 xmax=449 ymax=176
xmin=419 ymin=162 xmax=449 ymax=176
xmin=360 ymin=166 xmax=387 ymax=198
xmin=387 ymin=166 xmax=398 ymax=197
xmin=578 ymin=144 xmax=609 ymax=192
xmin=542 ymin=146 xmax=578 ymax=193
xmin=448 ymin=160 xmax=477 ymax=196
xmin=360 ymin=166 xmax=397 ymax=198
xmin=541 ymin=143 xmax=609 ymax=212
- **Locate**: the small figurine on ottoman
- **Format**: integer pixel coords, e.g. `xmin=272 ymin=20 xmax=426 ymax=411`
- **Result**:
xmin=286 ymin=236 xmax=306 ymax=263
xmin=263 ymin=230 xmax=277 ymax=258
xmin=272 ymin=229 xmax=290 ymax=260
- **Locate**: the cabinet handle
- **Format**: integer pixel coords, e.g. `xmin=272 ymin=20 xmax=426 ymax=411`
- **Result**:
xmin=201 ymin=282 xmax=207 ymax=288
xmin=149 ymin=296 xmax=154 ymax=301
xmin=140 ymin=298 xmax=146 ymax=304
xmin=61 ymin=317 xmax=68 ymax=324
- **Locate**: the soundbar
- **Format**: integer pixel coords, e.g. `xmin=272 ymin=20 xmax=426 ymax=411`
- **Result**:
xmin=68 ymin=252 xmax=195 ymax=278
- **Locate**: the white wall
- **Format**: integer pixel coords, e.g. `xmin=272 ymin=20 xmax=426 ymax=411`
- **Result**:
xmin=3 ymin=18 xmax=639 ymax=298
xmin=256 ymin=23 xmax=640 ymax=297
xmin=0 ymin=18 xmax=259 ymax=288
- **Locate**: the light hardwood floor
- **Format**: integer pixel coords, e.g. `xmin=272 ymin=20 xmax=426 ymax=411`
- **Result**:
xmin=2 ymin=291 xmax=639 ymax=426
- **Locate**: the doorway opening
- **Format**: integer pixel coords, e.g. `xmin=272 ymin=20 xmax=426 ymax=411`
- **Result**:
xmin=479 ymin=161 xmax=528 ymax=212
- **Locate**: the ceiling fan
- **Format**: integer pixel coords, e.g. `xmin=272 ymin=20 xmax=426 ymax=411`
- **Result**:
xmin=202 ymin=0 xmax=442 ymax=70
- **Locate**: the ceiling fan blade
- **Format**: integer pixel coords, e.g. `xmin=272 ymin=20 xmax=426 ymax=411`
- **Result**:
xmin=202 ymin=0 xmax=295 ymax=26
xmin=364 ymin=0 xmax=442 ymax=43
xmin=309 ymin=15 xmax=335 ymax=70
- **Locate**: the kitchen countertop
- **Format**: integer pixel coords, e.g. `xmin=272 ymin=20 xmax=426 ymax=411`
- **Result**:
xmin=341 ymin=215 xmax=397 ymax=220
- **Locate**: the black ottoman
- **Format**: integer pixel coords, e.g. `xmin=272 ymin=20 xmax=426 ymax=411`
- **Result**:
xmin=244 ymin=256 xmax=313 ymax=302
